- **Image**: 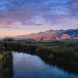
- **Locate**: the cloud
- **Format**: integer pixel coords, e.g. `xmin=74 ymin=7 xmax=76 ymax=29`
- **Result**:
xmin=69 ymin=20 xmax=78 ymax=25
xmin=0 ymin=0 xmax=78 ymax=28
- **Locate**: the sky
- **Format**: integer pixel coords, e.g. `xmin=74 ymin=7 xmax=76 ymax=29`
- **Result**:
xmin=0 ymin=0 xmax=78 ymax=37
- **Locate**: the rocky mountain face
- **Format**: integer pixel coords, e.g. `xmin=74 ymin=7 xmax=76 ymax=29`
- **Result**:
xmin=16 ymin=29 xmax=78 ymax=41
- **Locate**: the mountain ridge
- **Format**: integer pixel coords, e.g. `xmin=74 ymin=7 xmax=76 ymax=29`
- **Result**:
xmin=16 ymin=29 xmax=78 ymax=41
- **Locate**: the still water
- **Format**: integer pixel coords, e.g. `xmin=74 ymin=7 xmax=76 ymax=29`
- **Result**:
xmin=12 ymin=52 xmax=78 ymax=78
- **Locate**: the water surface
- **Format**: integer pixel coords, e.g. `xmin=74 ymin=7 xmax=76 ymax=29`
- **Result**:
xmin=12 ymin=52 xmax=78 ymax=78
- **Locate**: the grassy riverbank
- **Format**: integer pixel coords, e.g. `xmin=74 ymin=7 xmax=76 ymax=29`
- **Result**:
xmin=0 ymin=40 xmax=78 ymax=73
xmin=0 ymin=51 xmax=13 ymax=78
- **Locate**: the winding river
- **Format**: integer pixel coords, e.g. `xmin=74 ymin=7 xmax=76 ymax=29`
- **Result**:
xmin=12 ymin=52 xmax=78 ymax=78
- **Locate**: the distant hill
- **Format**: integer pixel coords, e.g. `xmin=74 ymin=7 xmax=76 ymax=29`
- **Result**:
xmin=16 ymin=29 xmax=78 ymax=41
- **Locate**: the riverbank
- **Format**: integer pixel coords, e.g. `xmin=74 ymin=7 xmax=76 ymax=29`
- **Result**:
xmin=0 ymin=52 xmax=13 ymax=78
xmin=0 ymin=41 xmax=78 ymax=73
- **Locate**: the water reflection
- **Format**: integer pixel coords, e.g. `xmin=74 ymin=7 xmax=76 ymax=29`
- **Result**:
xmin=0 ymin=51 xmax=78 ymax=78
xmin=0 ymin=51 xmax=13 ymax=78
xmin=13 ymin=52 xmax=78 ymax=78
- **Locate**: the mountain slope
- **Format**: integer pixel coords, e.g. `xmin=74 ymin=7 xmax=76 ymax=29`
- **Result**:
xmin=16 ymin=29 xmax=78 ymax=41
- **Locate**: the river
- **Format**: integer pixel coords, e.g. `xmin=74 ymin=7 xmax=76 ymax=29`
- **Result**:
xmin=12 ymin=52 xmax=78 ymax=78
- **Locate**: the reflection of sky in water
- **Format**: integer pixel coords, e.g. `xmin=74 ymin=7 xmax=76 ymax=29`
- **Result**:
xmin=12 ymin=52 xmax=78 ymax=78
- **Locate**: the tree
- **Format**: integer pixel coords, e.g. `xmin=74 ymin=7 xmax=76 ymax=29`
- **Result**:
xmin=3 ymin=37 xmax=15 ymax=42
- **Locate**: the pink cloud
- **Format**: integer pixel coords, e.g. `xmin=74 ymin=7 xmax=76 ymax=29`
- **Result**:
xmin=69 ymin=20 xmax=78 ymax=25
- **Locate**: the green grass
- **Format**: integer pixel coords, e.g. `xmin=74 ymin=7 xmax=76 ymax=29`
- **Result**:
xmin=0 ymin=40 xmax=78 ymax=72
xmin=0 ymin=52 xmax=13 ymax=78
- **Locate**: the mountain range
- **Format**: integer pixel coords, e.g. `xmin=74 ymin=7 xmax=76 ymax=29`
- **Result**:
xmin=16 ymin=29 xmax=78 ymax=41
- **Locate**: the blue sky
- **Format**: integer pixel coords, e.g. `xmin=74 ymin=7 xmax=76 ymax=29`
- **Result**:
xmin=0 ymin=0 xmax=78 ymax=37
